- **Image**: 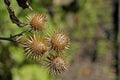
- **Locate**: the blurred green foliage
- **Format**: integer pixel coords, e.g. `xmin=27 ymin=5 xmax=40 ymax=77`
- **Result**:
xmin=12 ymin=65 xmax=50 ymax=80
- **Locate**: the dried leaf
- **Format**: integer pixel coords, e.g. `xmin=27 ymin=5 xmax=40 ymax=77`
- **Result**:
xmin=16 ymin=0 xmax=32 ymax=10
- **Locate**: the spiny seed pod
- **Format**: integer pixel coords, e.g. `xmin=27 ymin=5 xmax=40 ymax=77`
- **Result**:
xmin=27 ymin=13 xmax=47 ymax=30
xmin=23 ymin=34 xmax=50 ymax=60
xmin=46 ymin=55 xmax=67 ymax=76
xmin=50 ymin=33 xmax=70 ymax=52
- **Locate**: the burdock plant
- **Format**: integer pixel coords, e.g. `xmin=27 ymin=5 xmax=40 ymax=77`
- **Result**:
xmin=2 ymin=0 xmax=70 ymax=78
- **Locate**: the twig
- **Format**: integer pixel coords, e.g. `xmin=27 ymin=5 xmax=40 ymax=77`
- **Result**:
xmin=4 ymin=0 xmax=27 ymax=27
xmin=0 ymin=30 xmax=28 ymax=42
xmin=0 ymin=37 xmax=16 ymax=42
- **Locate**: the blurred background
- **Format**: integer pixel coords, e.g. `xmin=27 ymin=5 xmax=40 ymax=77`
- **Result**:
xmin=0 ymin=0 xmax=119 ymax=80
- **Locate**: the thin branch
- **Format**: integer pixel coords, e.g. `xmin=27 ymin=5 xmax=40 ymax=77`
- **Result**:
xmin=4 ymin=0 xmax=27 ymax=27
xmin=0 ymin=37 xmax=15 ymax=42
xmin=0 ymin=30 xmax=28 ymax=42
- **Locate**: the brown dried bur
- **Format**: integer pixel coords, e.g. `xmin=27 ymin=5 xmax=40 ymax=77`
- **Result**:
xmin=27 ymin=13 xmax=47 ymax=30
xmin=46 ymin=55 xmax=67 ymax=76
xmin=50 ymin=32 xmax=70 ymax=53
xmin=23 ymin=34 xmax=50 ymax=60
